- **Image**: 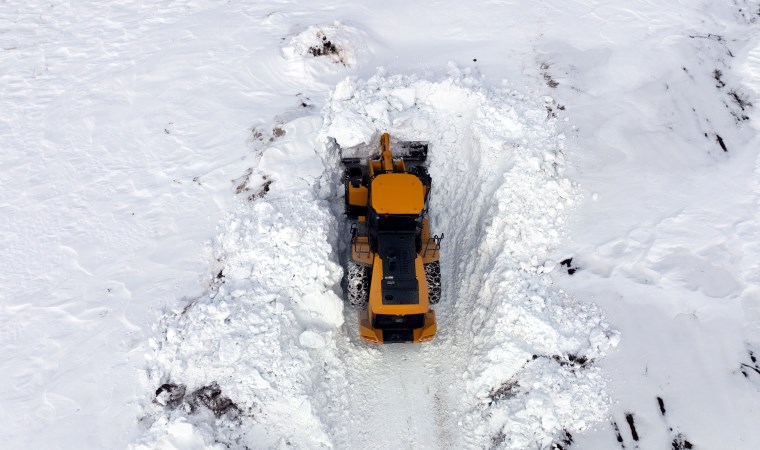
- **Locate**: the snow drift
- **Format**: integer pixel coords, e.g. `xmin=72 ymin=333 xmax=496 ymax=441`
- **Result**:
xmin=133 ymin=118 xmax=348 ymax=449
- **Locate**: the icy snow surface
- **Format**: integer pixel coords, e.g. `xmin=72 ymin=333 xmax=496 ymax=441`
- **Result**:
xmin=2 ymin=0 xmax=760 ymax=449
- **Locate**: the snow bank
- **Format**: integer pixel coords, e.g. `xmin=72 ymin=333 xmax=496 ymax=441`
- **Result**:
xmin=134 ymin=117 xmax=347 ymax=449
xmin=321 ymin=69 xmax=619 ymax=449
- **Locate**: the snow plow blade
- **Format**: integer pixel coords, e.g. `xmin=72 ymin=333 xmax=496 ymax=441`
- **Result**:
xmin=337 ymin=134 xmax=429 ymax=166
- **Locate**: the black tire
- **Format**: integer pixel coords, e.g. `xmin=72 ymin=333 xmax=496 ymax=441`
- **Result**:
xmin=346 ymin=262 xmax=370 ymax=307
xmin=425 ymin=261 xmax=441 ymax=305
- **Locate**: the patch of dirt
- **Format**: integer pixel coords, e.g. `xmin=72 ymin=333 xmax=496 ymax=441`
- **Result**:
xmin=625 ymin=413 xmax=640 ymax=442
xmin=193 ymin=382 xmax=240 ymax=417
xmin=270 ymin=126 xmax=286 ymax=141
xmin=489 ymin=431 xmax=507 ymax=450
xmin=308 ymin=32 xmax=347 ymax=65
xmin=155 ymin=383 xmax=186 ymax=408
xmin=251 ymin=127 xmax=265 ymax=142
xmin=560 ymin=257 xmax=578 ymax=275
xmin=489 ymin=379 xmax=520 ymax=402
xmin=728 ymin=89 xmax=752 ymax=111
xmin=740 ymin=348 xmax=760 ymax=378
xmin=234 ymin=168 xmax=254 ymax=194
xmin=672 ymin=433 xmax=694 ymax=449
xmin=233 ymin=170 xmax=272 ymax=201
xmin=154 ymin=381 xmax=241 ymax=418
xmin=716 ymin=134 xmax=728 ymax=152
xmin=248 ymin=178 xmax=272 ymax=201
xmin=545 ymin=102 xmax=566 ymax=119
xmin=552 ymin=353 xmax=593 ymax=369
xmin=550 ymin=430 xmax=574 ymax=450
xmin=612 ymin=421 xmax=625 ymax=448
xmin=713 ymin=69 xmax=726 ymax=88
xmin=657 ymin=396 xmax=666 ymax=415
xmin=540 ymin=62 xmax=560 ymax=88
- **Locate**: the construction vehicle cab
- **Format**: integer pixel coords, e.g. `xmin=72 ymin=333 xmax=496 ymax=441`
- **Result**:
xmin=342 ymin=132 xmax=442 ymax=344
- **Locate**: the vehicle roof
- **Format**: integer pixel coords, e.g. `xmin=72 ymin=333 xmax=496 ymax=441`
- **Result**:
xmin=371 ymin=173 xmax=424 ymax=215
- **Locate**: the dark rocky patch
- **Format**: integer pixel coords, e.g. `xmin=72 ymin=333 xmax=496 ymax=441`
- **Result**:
xmin=155 ymin=381 xmax=241 ymax=418
xmin=551 ymin=430 xmax=574 ymax=450
xmin=490 ymin=379 xmax=520 ymax=402
xmin=713 ymin=69 xmax=726 ymax=88
xmin=672 ymin=433 xmax=694 ymax=449
xmin=657 ymin=396 xmax=666 ymax=415
xmin=741 ymin=363 xmax=760 ymax=375
xmin=251 ymin=127 xmax=264 ymax=142
xmin=728 ymin=89 xmax=752 ymax=110
xmin=234 ymin=170 xmax=271 ymax=201
xmin=544 ymin=73 xmax=559 ymax=88
xmin=625 ymin=413 xmax=639 ymax=441
xmin=489 ymin=431 xmax=506 ymax=449
xmin=234 ymin=168 xmax=254 ymax=194
xmin=155 ymin=383 xmax=186 ymax=408
xmin=270 ymin=126 xmax=286 ymax=140
xmin=539 ymin=62 xmax=559 ymax=88
xmin=560 ymin=257 xmax=578 ymax=275
xmin=248 ymin=178 xmax=272 ymax=201
xmin=307 ymin=34 xmax=346 ymax=65
xmin=552 ymin=353 xmax=592 ymax=368
xmin=545 ymin=102 xmax=566 ymax=119
xmin=192 ymin=382 xmax=240 ymax=417
xmin=612 ymin=421 xmax=626 ymax=448
xmin=716 ymin=134 xmax=728 ymax=152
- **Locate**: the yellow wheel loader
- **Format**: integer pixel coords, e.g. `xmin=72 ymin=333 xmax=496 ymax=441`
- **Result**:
xmin=341 ymin=132 xmax=443 ymax=344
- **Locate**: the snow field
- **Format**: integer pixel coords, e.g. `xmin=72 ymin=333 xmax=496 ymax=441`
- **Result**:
xmin=3 ymin=0 xmax=760 ymax=448
xmin=541 ymin=4 xmax=760 ymax=448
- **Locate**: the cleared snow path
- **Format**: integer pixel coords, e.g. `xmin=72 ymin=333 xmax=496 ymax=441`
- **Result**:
xmin=321 ymin=72 xmax=618 ymax=449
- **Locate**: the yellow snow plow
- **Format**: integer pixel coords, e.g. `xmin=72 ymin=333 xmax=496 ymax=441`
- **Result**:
xmin=341 ymin=132 xmax=443 ymax=344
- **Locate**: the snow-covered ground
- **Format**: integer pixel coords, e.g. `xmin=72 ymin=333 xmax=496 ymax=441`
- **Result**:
xmin=2 ymin=1 xmax=759 ymax=449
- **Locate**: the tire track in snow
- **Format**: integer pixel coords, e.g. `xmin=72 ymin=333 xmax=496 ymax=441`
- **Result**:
xmin=336 ymin=342 xmax=447 ymax=450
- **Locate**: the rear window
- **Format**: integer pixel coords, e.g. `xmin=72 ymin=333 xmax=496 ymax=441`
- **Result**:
xmin=374 ymin=313 xmax=425 ymax=330
xmin=378 ymin=215 xmax=417 ymax=232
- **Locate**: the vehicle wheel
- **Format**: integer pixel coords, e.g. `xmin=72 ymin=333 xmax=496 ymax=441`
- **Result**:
xmin=346 ymin=262 xmax=370 ymax=307
xmin=425 ymin=261 xmax=441 ymax=305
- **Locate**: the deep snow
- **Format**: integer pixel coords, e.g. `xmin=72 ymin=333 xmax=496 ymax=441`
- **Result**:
xmin=2 ymin=0 xmax=760 ymax=449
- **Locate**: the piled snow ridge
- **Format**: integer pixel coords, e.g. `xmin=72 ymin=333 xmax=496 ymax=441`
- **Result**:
xmin=322 ymin=70 xmax=619 ymax=449
xmin=134 ymin=118 xmax=348 ymax=449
